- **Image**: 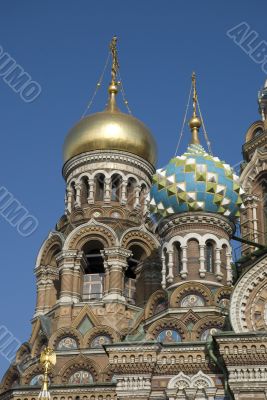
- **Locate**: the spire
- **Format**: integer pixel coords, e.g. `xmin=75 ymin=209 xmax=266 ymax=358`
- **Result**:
xmin=189 ymin=72 xmax=202 ymax=144
xmin=258 ymin=78 xmax=267 ymax=121
xmin=38 ymin=347 xmax=56 ymax=400
xmin=106 ymin=35 xmax=119 ymax=112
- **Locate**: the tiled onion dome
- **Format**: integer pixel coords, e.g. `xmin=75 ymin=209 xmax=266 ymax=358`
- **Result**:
xmin=150 ymin=144 xmax=244 ymax=220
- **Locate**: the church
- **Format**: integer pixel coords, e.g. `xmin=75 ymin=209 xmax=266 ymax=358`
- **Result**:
xmin=1 ymin=36 xmax=267 ymax=400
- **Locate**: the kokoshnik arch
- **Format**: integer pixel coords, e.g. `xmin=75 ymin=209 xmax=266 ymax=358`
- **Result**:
xmin=1 ymin=36 xmax=267 ymax=400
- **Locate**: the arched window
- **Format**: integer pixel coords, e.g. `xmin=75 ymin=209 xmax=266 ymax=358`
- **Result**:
xmin=80 ymin=176 xmax=89 ymax=205
xmin=139 ymin=183 xmax=147 ymax=208
xmin=95 ymin=173 xmax=105 ymax=201
xmin=173 ymin=242 xmax=182 ymax=275
xmin=205 ymin=241 xmax=215 ymax=273
xmin=124 ymin=244 xmax=146 ymax=304
xmin=82 ymin=240 xmax=104 ymax=300
xmin=111 ymin=174 xmax=121 ymax=201
xmin=70 ymin=181 xmax=76 ymax=207
xmin=253 ymin=127 xmax=263 ymax=138
xmin=127 ymin=177 xmax=137 ymax=207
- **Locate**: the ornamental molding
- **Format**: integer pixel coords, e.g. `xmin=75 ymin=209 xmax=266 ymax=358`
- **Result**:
xmin=35 ymin=230 xmax=64 ymax=269
xmin=240 ymin=147 xmax=267 ymax=190
xmin=120 ymin=225 xmax=160 ymax=251
xmin=63 ymin=149 xmax=155 ymax=181
xmin=158 ymin=212 xmax=234 ymax=237
xmin=63 ymin=219 xmax=118 ymax=250
xmin=230 ymin=256 xmax=267 ymax=333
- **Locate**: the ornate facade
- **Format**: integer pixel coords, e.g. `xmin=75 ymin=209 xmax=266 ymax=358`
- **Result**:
xmin=1 ymin=39 xmax=267 ymax=400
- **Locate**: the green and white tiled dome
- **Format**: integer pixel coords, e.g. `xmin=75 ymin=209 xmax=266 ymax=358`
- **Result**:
xmin=150 ymin=144 xmax=244 ymax=220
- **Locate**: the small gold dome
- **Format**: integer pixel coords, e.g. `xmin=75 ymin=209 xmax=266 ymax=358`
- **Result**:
xmin=63 ymin=107 xmax=157 ymax=165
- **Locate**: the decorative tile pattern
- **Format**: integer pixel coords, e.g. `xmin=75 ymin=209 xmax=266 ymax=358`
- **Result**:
xmin=150 ymin=144 xmax=244 ymax=219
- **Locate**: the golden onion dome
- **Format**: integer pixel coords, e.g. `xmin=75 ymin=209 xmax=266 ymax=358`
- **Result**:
xmin=63 ymin=91 xmax=157 ymax=165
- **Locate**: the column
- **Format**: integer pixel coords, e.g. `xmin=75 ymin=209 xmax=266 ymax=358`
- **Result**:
xmin=167 ymin=250 xmax=174 ymax=283
xmin=226 ymin=250 xmax=232 ymax=286
xmin=134 ymin=185 xmax=141 ymax=209
xmin=180 ymin=245 xmax=188 ymax=279
xmin=102 ymin=248 xmax=132 ymax=302
xmin=120 ymin=178 xmax=128 ymax=205
xmin=104 ymin=177 xmax=111 ymax=203
xmin=56 ymin=251 xmax=78 ymax=303
xmin=103 ymin=258 xmax=110 ymax=296
xmin=34 ymin=280 xmax=46 ymax=316
xmin=72 ymin=252 xmax=86 ymax=303
xmin=252 ymin=202 xmax=258 ymax=243
xmin=199 ymin=244 xmax=206 ymax=278
xmin=88 ymin=178 xmax=95 ymax=204
xmin=44 ymin=278 xmax=54 ymax=311
xmin=75 ymin=183 xmax=81 ymax=207
xmin=161 ymin=254 xmax=166 ymax=289
xmin=66 ymin=188 xmax=72 ymax=213
xmin=215 ymin=247 xmax=223 ymax=281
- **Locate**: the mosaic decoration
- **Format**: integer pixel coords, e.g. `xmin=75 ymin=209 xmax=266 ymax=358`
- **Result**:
xmin=181 ymin=294 xmax=205 ymax=307
xmin=153 ymin=299 xmax=168 ymax=314
xmin=150 ymin=144 xmax=244 ymax=220
xmin=201 ymin=327 xmax=221 ymax=341
xmin=68 ymin=370 xmax=93 ymax=385
xmin=157 ymin=329 xmax=181 ymax=343
xmin=30 ymin=374 xmax=48 ymax=386
xmin=90 ymin=334 xmax=112 ymax=348
xmin=57 ymin=337 xmax=78 ymax=350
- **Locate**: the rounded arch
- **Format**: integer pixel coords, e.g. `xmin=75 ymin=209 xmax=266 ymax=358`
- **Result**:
xmin=144 ymin=289 xmax=168 ymax=319
xmin=84 ymin=325 xmax=120 ymax=348
xmin=15 ymin=342 xmax=31 ymax=364
xmin=21 ymin=362 xmax=55 ymax=385
xmin=58 ymin=355 xmax=100 ymax=384
xmin=214 ymin=286 xmax=232 ymax=305
xmin=191 ymin=315 xmax=225 ymax=340
xmin=48 ymin=327 xmax=83 ymax=349
xmin=63 ymin=220 xmax=118 ymax=250
xmin=120 ymin=226 xmax=160 ymax=253
xmin=245 ymin=120 xmax=264 ymax=143
xmin=35 ymin=231 xmax=64 ymax=268
xmin=0 ymin=365 xmax=20 ymax=391
xmin=169 ymin=282 xmax=213 ymax=308
xmin=146 ymin=317 xmax=187 ymax=341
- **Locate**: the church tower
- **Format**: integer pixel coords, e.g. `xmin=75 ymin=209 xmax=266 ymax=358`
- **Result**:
xmin=240 ymin=80 xmax=267 ymax=252
xmin=0 ymin=39 xmax=250 ymax=400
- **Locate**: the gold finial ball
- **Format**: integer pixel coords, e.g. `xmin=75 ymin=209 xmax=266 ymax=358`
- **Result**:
xmin=189 ymin=115 xmax=202 ymax=130
xmin=108 ymin=83 xmax=118 ymax=94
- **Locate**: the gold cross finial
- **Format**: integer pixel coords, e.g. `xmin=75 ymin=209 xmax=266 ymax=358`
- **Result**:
xmin=107 ymin=36 xmax=120 ymax=111
xmin=110 ymin=35 xmax=119 ymax=84
xmin=192 ymin=72 xmax=197 ymax=117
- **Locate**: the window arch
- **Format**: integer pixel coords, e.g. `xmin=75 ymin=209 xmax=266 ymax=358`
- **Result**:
xmin=70 ymin=181 xmax=76 ymax=207
xmin=82 ymin=240 xmax=104 ymax=300
xmin=124 ymin=244 xmax=146 ymax=304
xmin=173 ymin=241 xmax=182 ymax=275
xmin=139 ymin=183 xmax=148 ymax=208
xmin=94 ymin=173 xmax=105 ymax=201
xmin=205 ymin=240 xmax=215 ymax=273
xmin=80 ymin=176 xmax=89 ymax=205
xmin=111 ymin=174 xmax=121 ymax=202
xmin=126 ymin=177 xmax=137 ymax=207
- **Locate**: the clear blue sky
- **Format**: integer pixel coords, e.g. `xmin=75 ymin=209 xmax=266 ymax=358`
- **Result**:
xmin=0 ymin=0 xmax=266 ymax=377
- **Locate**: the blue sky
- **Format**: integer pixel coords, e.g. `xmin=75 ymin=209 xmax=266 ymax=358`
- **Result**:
xmin=0 ymin=0 xmax=266 ymax=377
